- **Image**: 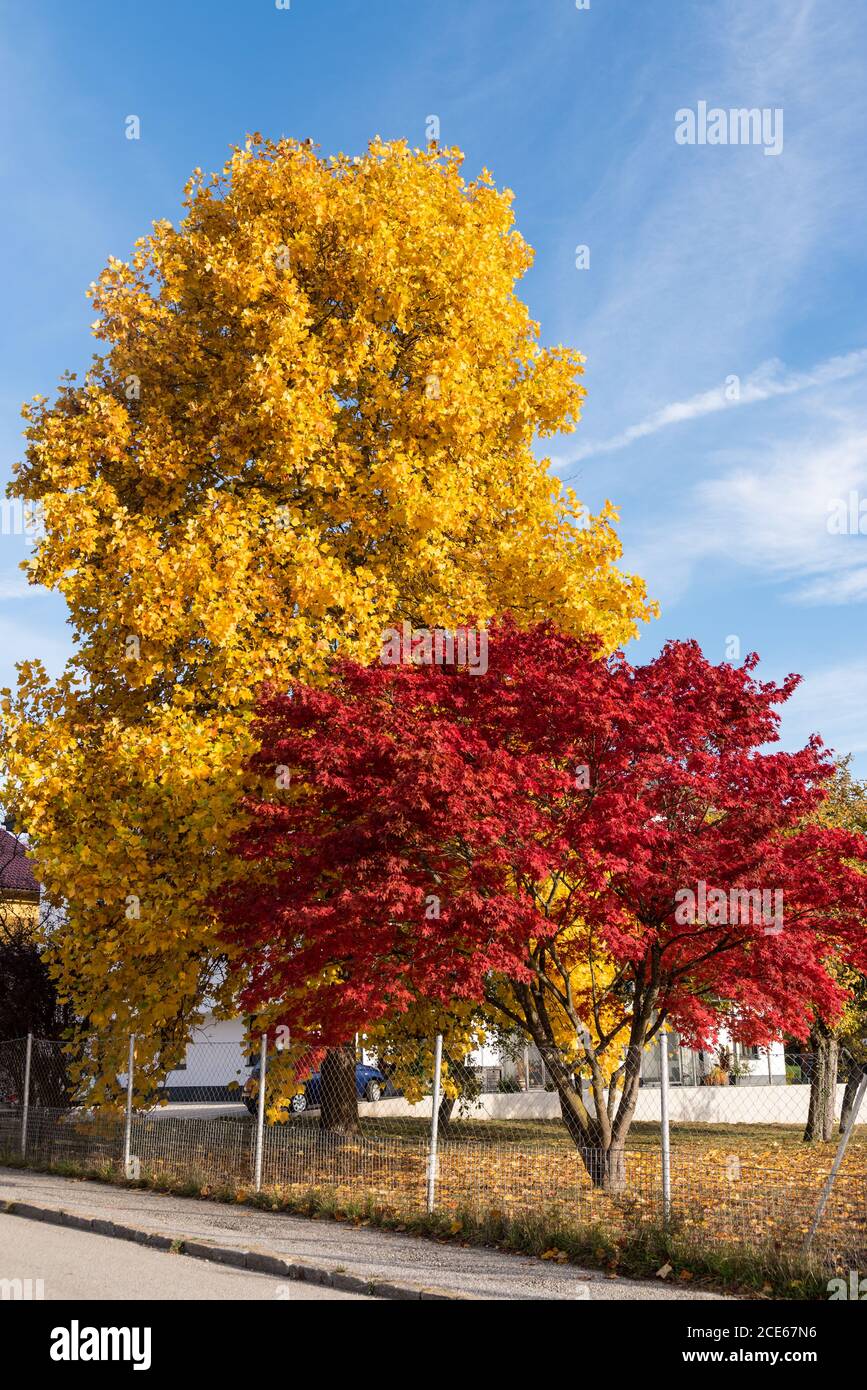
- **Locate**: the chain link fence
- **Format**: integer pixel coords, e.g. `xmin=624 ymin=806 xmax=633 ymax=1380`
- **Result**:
xmin=1 ymin=1032 xmax=865 ymax=1279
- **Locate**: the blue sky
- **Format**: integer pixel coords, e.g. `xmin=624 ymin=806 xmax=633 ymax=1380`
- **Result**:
xmin=2 ymin=0 xmax=866 ymax=767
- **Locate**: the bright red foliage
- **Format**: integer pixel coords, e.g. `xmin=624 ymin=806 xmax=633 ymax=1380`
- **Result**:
xmin=218 ymin=619 xmax=867 ymax=1050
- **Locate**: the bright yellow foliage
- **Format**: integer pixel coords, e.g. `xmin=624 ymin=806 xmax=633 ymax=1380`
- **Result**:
xmin=2 ymin=136 xmax=654 ymax=1100
xmin=486 ymin=879 xmax=625 ymax=1086
xmin=366 ymin=1000 xmax=488 ymax=1106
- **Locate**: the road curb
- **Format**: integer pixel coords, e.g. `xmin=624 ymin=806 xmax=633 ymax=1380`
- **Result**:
xmin=1 ymin=1198 xmax=481 ymax=1301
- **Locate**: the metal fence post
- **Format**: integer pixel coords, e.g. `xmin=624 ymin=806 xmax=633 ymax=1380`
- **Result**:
xmin=123 ymin=1033 xmax=135 ymax=1175
xmin=426 ymin=1033 xmax=443 ymax=1213
xmin=659 ymin=1030 xmax=671 ymax=1228
xmin=803 ymin=1064 xmax=867 ymax=1254
xmin=20 ymin=1032 xmax=33 ymax=1159
xmin=254 ymin=1033 xmax=268 ymax=1192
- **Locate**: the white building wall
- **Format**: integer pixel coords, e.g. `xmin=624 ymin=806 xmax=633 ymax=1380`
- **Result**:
xmin=363 ymin=1082 xmax=864 ymax=1126
xmin=163 ymin=1015 xmax=248 ymax=1097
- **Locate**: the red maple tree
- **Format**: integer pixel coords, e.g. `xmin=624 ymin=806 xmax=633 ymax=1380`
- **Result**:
xmin=218 ymin=619 xmax=867 ymax=1186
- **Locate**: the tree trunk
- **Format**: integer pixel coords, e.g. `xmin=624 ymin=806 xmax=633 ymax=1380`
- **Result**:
xmin=494 ymin=980 xmax=655 ymax=1195
xmin=839 ymin=1059 xmax=862 ymax=1135
xmin=581 ymin=1139 xmax=627 ymax=1191
xmin=532 ymin=1049 xmax=621 ymax=1193
xmin=318 ymin=1044 xmax=361 ymax=1136
xmin=437 ymin=1092 xmax=457 ymax=1137
xmin=554 ymin=1083 xmax=629 ymax=1191
xmin=803 ymin=1026 xmax=839 ymax=1142
xmin=435 ymin=1051 xmax=479 ymax=1138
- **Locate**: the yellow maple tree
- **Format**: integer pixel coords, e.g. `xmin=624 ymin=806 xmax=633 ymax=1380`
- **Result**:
xmin=2 ymin=136 xmax=654 ymax=1100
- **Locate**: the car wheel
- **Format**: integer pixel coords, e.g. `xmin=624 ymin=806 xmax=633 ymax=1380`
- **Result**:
xmin=290 ymin=1093 xmax=307 ymax=1114
xmin=364 ymin=1080 xmax=382 ymax=1102
xmin=244 ymin=1097 xmax=257 ymax=1117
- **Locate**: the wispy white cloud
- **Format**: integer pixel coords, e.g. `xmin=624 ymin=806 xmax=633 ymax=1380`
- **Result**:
xmin=552 ymin=0 xmax=867 ymax=472
xmin=623 ymin=420 xmax=867 ymax=608
xmin=796 ymin=570 xmax=867 ymax=605
xmin=782 ymin=660 xmax=867 ymax=756
xmin=0 ymin=577 xmax=41 ymax=601
xmin=563 ymin=350 xmax=867 ymax=467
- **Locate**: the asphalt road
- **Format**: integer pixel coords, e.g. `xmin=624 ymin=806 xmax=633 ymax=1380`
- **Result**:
xmin=0 ymin=1215 xmax=371 ymax=1301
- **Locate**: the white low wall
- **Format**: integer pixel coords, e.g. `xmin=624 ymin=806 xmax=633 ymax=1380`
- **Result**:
xmin=365 ymin=1083 xmax=863 ymax=1126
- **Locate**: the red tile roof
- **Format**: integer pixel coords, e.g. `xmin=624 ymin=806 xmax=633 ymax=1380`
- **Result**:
xmin=0 ymin=828 xmax=39 ymax=895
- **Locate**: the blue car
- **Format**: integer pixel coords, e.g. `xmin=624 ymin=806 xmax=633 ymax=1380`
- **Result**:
xmin=243 ymin=1061 xmax=386 ymax=1115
